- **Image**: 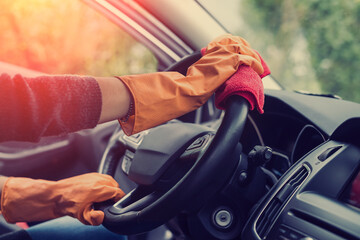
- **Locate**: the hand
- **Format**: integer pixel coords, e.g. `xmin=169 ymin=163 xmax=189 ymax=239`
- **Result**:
xmin=1 ymin=173 xmax=125 ymax=225
xmin=203 ymin=34 xmax=264 ymax=75
xmin=215 ymin=50 xmax=271 ymax=113
xmin=117 ymin=34 xmax=263 ymax=135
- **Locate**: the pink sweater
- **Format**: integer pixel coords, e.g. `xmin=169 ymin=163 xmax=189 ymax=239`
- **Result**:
xmin=0 ymin=74 xmax=102 ymax=142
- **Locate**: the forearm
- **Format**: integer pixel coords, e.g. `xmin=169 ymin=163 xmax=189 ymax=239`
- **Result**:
xmin=0 ymin=74 xmax=133 ymax=142
xmin=95 ymin=77 xmax=131 ymax=124
xmin=116 ymin=35 xmax=264 ymax=135
xmin=0 ymin=73 xmax=133 ymax=142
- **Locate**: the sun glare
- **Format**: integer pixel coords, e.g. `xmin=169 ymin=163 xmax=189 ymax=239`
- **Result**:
xmin=0 ymin=0 xmax=144 ymax=76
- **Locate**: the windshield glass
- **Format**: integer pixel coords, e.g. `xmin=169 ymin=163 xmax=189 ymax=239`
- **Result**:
xmin=200 ymin=0 xmax=360 ymax=103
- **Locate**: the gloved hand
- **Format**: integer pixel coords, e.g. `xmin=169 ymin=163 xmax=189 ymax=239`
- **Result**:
xmin=117 ymin=34 xmax=264 ymax=135
xmin=215 ymin=51 xmax=271 ymax=113
xmin=1 ymin=173 xmax=124 ymax=226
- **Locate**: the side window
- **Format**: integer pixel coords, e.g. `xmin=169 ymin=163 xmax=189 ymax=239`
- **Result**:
xmin=0 ymin=0 xmax=157 ymax=76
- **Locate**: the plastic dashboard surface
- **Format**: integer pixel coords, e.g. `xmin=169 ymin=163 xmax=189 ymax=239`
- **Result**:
xmin=264 ymin=90 xmax=360 ymax=137
xmin=242 ymin=139 xmax=360 ymax=240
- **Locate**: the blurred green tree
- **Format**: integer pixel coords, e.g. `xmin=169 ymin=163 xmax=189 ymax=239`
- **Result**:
xmin=295 ymin=0 xmax=360 ymax=102
xmin=242 ymin=0 xmax=360 ymax=102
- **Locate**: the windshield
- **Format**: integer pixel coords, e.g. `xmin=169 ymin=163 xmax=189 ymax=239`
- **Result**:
xmin=199 ymin=0 xmax=360 ymax=103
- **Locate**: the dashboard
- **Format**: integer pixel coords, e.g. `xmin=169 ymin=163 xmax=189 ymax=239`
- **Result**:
xmin=243 ymin=139 xmax=360 ymax=240
xmin=242 ymin=91 xmax=360 ymax=240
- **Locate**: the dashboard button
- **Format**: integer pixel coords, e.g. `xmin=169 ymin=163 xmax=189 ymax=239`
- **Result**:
xmin=121 ymin=150 xmax=134 ymax=174
xmin=317 ymin=146 xmax=342 ymax=161
xmin=279 ymin=227 xmax=288 ymax=235
xmin=186 ymin=134 xmax=211 ymax=151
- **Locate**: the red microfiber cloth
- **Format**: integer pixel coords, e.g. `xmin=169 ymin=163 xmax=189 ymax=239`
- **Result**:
xmin=202 ymin=48 xmax=270 ymax=113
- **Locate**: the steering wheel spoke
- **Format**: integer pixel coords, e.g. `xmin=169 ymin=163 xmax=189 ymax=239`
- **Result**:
xmin=109 ymin=186 xmax=163 ymax=215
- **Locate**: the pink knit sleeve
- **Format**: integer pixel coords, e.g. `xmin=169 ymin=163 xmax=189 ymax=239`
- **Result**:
xmin=0 ymin=73 xmax=102 ymax=142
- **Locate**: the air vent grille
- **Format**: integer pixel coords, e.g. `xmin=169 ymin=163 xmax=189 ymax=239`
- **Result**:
xmin=256 ymin=165 xmax=310 ymax=238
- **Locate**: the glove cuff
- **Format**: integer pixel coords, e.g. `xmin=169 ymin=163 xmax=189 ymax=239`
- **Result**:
xmin=1 ymin=177 xmax=12 ymax=223
xmin=1 ymin=177 xmax=60 ymax=223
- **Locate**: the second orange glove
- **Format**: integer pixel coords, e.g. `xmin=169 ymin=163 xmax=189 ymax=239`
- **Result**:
xmin=1 ymin=173 xmax=124 ymax=226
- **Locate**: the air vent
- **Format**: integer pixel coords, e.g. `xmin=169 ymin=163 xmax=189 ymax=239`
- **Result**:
xmin=256 ymin=165 xmax=310 ymax=238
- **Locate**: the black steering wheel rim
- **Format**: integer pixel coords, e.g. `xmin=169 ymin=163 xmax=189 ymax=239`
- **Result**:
xmin=96 ymin=52 xmax=250 ymax=235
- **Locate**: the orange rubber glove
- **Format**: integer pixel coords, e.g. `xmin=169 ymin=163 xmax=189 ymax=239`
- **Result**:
xmin=1 ymin=173 xmax=124 ymax=226
xmin=118 ymin=34 xmax=264 ymax=135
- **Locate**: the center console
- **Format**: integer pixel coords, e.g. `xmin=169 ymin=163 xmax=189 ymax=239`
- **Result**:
xmin=243 ymin=140 xmax=360 ymax=240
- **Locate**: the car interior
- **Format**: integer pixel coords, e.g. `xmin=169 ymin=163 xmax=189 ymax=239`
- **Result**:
xmin=1 ymin=0 xmax=360 ymax=240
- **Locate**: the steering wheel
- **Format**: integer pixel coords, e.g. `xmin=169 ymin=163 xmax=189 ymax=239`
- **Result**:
xmin=96 ymin=52 xmax=250 ymax=235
